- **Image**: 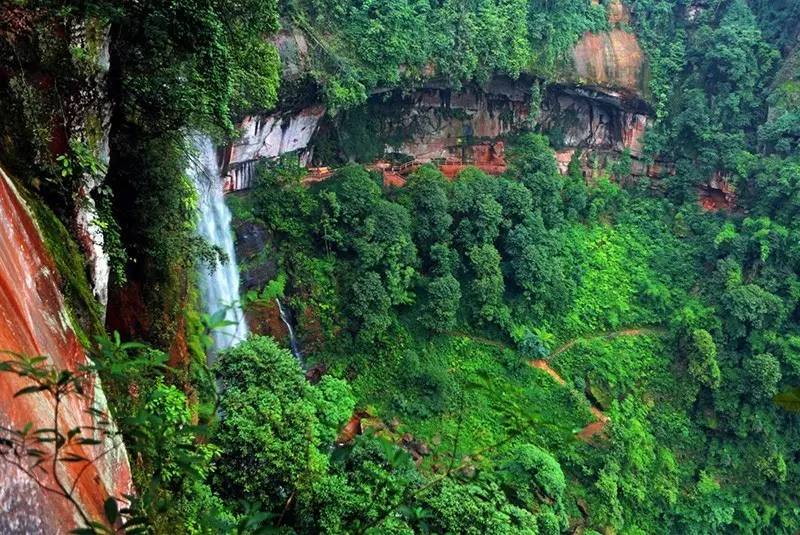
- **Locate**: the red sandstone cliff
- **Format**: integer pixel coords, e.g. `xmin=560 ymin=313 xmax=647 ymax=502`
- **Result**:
xmin=0 ymin=165 xmax=132 ymax=533
xmin=568 ymin=0 xmax=646 ymax=96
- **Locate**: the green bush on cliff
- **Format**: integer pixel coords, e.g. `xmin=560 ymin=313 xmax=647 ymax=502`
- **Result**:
xmin=289 ymin=0 xmax=607 ymax=110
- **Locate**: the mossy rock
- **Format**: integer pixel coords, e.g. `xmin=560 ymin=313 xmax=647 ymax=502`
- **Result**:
xmin=21 ymin=187 xmax=104 ymax=345
xmin=586 ymin=377 xmax=614 ymax=411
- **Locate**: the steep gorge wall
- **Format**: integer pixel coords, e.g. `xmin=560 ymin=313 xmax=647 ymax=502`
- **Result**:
xmin=336 ymin=77 xmax=657 ymax=178
xmin=376 ymin=77 xmax=533 ymax=163
xmin=242 ymin=0 xmax=660 ymax=179
xmin=0 ymin=165 xmax=132 ymax=533
xmin=219 ymin=0 xmax=655 ymax=183
xmin=67 ymin=19 xmax=113 ymax=315
xmin=224 ymin=1 xmax=658 ymax=347
xmin=0 ymin=11 xmax=113 ymax=311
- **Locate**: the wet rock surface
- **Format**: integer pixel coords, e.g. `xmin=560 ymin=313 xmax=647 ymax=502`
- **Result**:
xmin=0 ymin=166 xmax=132 ymax=533
xmin=540 ymin=85 xmax=650 ymax=156
xmin=234 ymin=219 xmax=277 ymax=292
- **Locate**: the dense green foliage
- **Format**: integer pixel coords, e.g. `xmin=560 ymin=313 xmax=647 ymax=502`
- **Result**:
xmin=234 ymin=7 xmax=800 ymax=517
xmin=286 ymin=0 xmax=607 ymax=110
xmin=3 ymin=0 xmax=800 ymax=533
xmin=233 ymin=118 xmax=800 ymax=532
xmin=209 ymin=4 xmax=800 ymax=526
xmin=628 ymin=0 xmax=786 ymax=194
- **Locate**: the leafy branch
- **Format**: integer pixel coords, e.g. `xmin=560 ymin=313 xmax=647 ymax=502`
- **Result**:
xmin=0 ymin=342 xmax=150 ymax=534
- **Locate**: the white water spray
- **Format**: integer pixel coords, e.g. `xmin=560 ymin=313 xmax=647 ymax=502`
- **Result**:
xmin=276 ymin=298 xmax=302 ymax=363
xmin=190 ymin=135 xmax=249 ymax=359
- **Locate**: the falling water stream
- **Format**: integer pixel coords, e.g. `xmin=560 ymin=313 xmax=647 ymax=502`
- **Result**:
xmin=190 ymin=135 xmax=249 ymax=361
xmin=276 ymin=298 xmax=303 ymax=363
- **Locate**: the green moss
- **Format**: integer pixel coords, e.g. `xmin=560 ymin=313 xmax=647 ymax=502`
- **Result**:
xmin=84 ymin=17 xmax=109 ymax=66
xmin=84 ymin=112 xmax=105 ymax=156
xmin=20 ymin=187 xmax=104 ymax=345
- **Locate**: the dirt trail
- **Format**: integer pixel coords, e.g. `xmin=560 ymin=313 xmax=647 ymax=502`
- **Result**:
xmin=448 ymin=327 xmax=663 ymax=443
xmin=531 ymin=359 xmax=566 ymax=385
xmin=530 ymin=326 xmax=663 ymax=443
xmin=549 ymin=326 xmax=664 ymax=358
xmin=529 ymin=357 xmax=609 ymax=442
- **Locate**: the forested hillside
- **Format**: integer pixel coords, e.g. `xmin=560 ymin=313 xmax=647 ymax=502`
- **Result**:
xmin=1 ymin=0 xmax=799 ymax=533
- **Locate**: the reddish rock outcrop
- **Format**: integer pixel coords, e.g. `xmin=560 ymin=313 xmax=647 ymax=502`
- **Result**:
xmin=244 ymin=302 xmax=290 ymax=344
xmin=471 ymin=141 xmax=508 ymax=174
xmin=360 ymin=73 xmax=652 ymax=182
xmin=699 ymin=171 xmax=737 ymax=212
xmin=538 ymin=0 xmax=657 ymax=178
xmin=233 ymin=1 xmax=657 ymax=185
xmin=571 ymin=29 xmax=645 ymax=93
xmin=0 ymin=165 xmax=132 ymax=533
xmin=224 ymin=4 xmax=657 ymax=186
xmin=337 ymin=412 xmax=366 ymax=445
xmin=568 ymin=0 xmax=645 ymax=95
xmin=384 ymin=80 xmax=530 ymax=163
xmin=555 ymin=149 xmax=577 ymax=174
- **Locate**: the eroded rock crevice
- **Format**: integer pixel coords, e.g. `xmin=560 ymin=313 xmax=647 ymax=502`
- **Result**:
xmin=300 ymin=77 xmax=663 ymax=181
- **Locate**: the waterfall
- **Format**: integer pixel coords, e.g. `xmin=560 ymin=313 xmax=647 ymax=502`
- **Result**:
xmin=276 ymin=298 xmax=302 ymax=364
xmin=190 ymin=135 xmax=249 ymax=359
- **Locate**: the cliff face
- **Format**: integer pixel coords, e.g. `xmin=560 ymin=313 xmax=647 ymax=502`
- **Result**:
xmin=218 ymin=0 xmax=650 ymax=180
xmin=540 ymin=84 xmax=661 ymax=177
xmin=541 ymin=87 xmax=648 ymax=154
xmin=379 ymin=77 xmax=532 ymax=163
xmin=222 ymin=105 xmax=326 ymax=190
xmin=317 ymin=77 xmax=656 ymax=179
xmin=567 ymin=0 xmax=646 ymax=96
xmin=0 ymin=11 xmax=113 ymax=311
xmin=255 ymin=0 xmax=656 ymax=178
xmin=570 ymin=29 xmax=645 ymax=93
xmin=68 ymin=19 xmax=113 ymax=315
xmin=0 ymin=165 xmax=132 ymax=533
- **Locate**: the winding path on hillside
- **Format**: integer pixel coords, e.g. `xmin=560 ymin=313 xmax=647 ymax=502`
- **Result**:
xmin=448 ymin=326 xmax=665 ymax=442
xmin=548 ymin=326 xmax=665 ymax=359
xmin=531 ymin=326 xmax=665 ymax=442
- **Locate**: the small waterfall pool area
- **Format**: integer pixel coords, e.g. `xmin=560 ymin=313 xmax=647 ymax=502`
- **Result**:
xmin=190 ymin=135 xmax=249 ymax=361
